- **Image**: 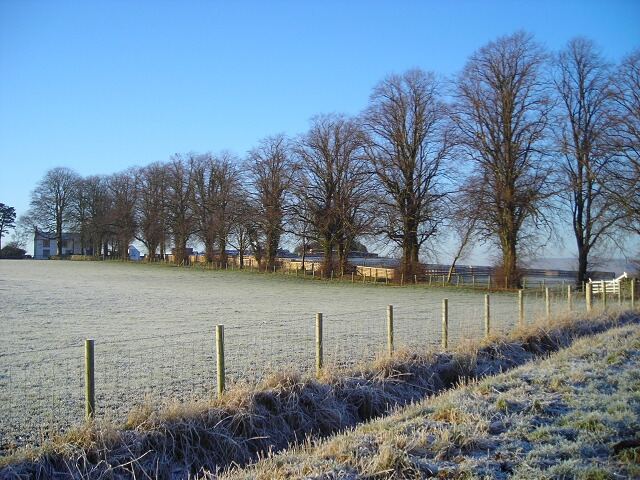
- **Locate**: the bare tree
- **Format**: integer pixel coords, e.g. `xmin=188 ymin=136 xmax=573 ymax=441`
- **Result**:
xmin=551 ymin=37 xmax=622 ymax=286
xmin=108 ymin=169 xmax=138 ymax=259
xmin=451 ymin=32 xmax=554 ymax=288
xmin=11 ymin=214 xmax=34 ymax=250
xmin=136 ymin=162 xmax=168 ymax=260
xmin=28 ymin=167 xmax=80 ymax=255
xmin=164 ymin=154 xmax=197 ymax=265
xmin=445 ymin=193 xmax=479 ymax=283
xmin=246 ymin=133 xmax=296 ymax=271
xmin=363 ymin=68 xmax=452 ymax=277
xmin=295 ymin=113 xmax=371 ymax=274
xmin=83 ymin=175 xmax=113 ymax=256
xmin=68 ymin=176 xmax=92 ymax=255
xmin=213 ymin=152 xmax=242 ymax=264
xmin=228 ymin=193 xmax=256 ymax=269
xmin=191 ymin=153 xmax=221 ymax=263
xmin=191 ymin=152 xmax=242 ymax=264
xmin=289 ymin=195 xmax=315 ymax=270
xmin=608 ymin=49 xmax=640 ymax=234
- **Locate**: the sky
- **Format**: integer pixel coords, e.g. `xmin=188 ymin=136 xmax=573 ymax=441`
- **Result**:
xmin=1 ymin=0 xmax=639 ymax=262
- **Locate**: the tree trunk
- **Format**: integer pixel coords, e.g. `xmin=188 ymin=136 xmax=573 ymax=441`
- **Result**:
xmin=401 ymin=219 xmax=421 ymax=277
xmin=174 ymin=234 xmax=189 ymax=265
xmin=143 ymin=241 xmax=158 ymax=262
xmin=322 ymin=235 xmax=333 ymax=274
xmin=204 ymin=240 xmax=216 ymax=264
xmin=338 ymin=238 xmax=353 ymax=275
xmin=502 ymin=238 xmax=519 ymax=289
xmin=56 ymin=220 xmax=63 ymax=256
xmin=217 ymin=237 xmax=226 ymax=266
xmin=576 ymin=245 xmax=589 ymax=288
xmin=265 ymin=229 xmax=280 ymax=272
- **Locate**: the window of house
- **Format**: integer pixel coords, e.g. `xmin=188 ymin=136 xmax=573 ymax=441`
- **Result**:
xmin=61 ymin=240 xmax=68 ymax=248
xmin=43 ymin=249 xmax=50 ymax=258
xmin=43 ymin=239 xmax=50 ymax=247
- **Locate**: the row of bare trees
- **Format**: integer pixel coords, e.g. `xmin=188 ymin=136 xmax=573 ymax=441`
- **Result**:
xmin=22 ymin=32 xmax=639 ymax=287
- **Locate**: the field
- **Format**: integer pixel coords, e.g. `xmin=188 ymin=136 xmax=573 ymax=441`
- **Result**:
xmin=0 ymin=260 xmax=590 ymax=450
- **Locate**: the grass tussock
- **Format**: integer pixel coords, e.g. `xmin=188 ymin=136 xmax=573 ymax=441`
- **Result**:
xmin=1 ymin=309 xmax=638 ymax=479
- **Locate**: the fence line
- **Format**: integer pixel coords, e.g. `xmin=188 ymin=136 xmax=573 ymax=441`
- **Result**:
xmin=155 ymin=256 xmax=625 ymax=292
xmin=1 ymin=283 xmax=637 ymax=453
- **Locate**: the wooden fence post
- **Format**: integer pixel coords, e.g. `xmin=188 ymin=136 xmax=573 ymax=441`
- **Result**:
xmin=387 ymin=305 xmax=394 ymax=355
xmin=568 ymin=285 xmax=572 ymax=312
xmin=316 ymin=313 xmax=323 ymax=377
xmin=632 ymin=278 xmax=636 ymax=310
xmin=85 ymin=339 xmax=95 ymax=420
xmin=488 ymin=276 xmax=491 ymax=290
xmin=485 ymin=295 xmax=490 ymax=337
xmin=546 ymin=288 xmax=551 ymax=318
xmin=602 ymin=280 xmax=607 ymax=309
xmin=619 ymin=282 xmax=622 ymax=307
xmin=216 ymin=325 xmax=225 ymax=396
xmin=586 ymin=282 xmax=593 ymax=312
xmin=442 ymin=299 xmax=448 ymax=350
xmin=519 ymin=290 xmax=524 ymax=326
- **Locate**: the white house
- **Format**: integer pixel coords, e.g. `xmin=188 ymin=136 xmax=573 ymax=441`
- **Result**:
xmin=33 ymin=231 xmax=83 ymax=259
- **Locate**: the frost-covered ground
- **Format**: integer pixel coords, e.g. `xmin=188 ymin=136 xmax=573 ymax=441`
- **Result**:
xmin=0 ymin=260 xmax=587 ymax=450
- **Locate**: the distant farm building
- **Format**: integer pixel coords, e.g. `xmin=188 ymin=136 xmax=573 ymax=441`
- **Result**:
xmin=128 ymin=245 xmax=141 ymax=261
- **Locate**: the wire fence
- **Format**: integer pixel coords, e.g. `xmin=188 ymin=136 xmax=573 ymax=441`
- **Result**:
xmin=0 ymin=284 xmax=635 ymax=454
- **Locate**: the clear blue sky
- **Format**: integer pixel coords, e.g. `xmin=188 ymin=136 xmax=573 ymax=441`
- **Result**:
xmin=1 ymin=0 xmax=639 ymax=259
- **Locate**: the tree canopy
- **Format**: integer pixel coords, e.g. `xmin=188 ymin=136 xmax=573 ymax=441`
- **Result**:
xmin=0 ymin=203 xmax=17 ymax=252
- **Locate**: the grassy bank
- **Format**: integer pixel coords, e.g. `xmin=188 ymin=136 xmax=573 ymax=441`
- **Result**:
xmin=1 ymin=310 xmax=638 ymax=479
xmin=222 ymin=318 xmax=640 ymax=479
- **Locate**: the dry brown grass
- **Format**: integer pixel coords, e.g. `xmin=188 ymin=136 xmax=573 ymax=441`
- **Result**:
xmin=221 ymin=319 xmax=640 ymax=480
xmin=1 ymin=309 xmax=637 ymax=479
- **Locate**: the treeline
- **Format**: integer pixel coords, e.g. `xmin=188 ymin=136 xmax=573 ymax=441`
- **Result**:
xmin=22 ymin=32 xmax=639 ymax=287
